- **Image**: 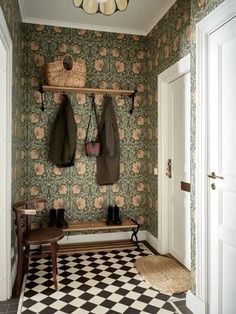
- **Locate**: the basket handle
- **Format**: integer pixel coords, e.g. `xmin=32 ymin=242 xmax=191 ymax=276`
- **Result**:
xmin=63 ymin=54 xmax=74 ymax=71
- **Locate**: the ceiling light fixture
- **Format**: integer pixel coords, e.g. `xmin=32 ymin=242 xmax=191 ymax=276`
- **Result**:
xmin=73 ymin=0 xmax=129 ymax=16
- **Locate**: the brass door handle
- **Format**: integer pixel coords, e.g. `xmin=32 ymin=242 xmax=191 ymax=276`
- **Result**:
xmin=207 ymin=172 xmax=224 ymax=180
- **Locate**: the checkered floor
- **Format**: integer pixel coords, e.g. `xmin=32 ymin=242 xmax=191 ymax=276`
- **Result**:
xmin=19 ymin=244 xmax=187 ymax=313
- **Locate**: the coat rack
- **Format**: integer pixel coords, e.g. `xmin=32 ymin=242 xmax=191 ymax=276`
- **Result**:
xmin=38 ymin=85 xmax=137 ymax=114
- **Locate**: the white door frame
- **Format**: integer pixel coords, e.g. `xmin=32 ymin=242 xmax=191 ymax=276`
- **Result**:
xmin=0 ymin=7 xmax=12 ymax=300
xmin=157 ymin=54 xmax=190 ymax=254
xmin=187 ymin=1 xmax=236 ymax=313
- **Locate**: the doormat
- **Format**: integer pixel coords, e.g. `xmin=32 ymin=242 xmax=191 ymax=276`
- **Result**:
xmin=135 ymin=255 xmax=191 ymax=294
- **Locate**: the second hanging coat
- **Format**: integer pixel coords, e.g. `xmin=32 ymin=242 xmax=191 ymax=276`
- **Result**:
xmin=96 ymin=96 xmax=120 ymax=185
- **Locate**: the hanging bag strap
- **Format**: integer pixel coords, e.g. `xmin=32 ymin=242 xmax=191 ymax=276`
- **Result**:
xmin=85 ymin=94 xmax=99 ymax=144
xmin=93 ymin=96 xmax=99 ymax=133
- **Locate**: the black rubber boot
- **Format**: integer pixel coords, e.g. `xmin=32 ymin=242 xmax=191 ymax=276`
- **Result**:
xmin=56 ymin=208 xmax=68 ymax=228
xmin=106 ymin=205 xmax=115 ymax=225
xmin=114 ymin=205 xmax=122 ymax=225
xmin=48 ymin=208 xmax=57 ymax=227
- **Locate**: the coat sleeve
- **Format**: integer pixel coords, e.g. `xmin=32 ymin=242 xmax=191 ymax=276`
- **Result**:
xmin=105 ymin=120 xmax=116 ymax=157
xmin=64 ymin=102 xmax=77 ymax=163
xmin=105 ymin=105 xmax=116 ymax=157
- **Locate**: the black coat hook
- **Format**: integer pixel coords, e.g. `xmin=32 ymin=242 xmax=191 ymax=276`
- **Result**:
xmin=38 ymin=84 xmax=45 ymax=112
xmin=128 ymin=89 xmax=137 ymax=115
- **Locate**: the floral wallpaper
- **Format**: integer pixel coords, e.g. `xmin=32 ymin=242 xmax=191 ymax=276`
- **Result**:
xmin=0 ymin=0 xmax=225 ymax=293
xmin=146 ymin=0 xmax=192 ymax=238
xmin=146 ymin=0 xmax=224 ymax=292
xmin=0 ymin=0 xmax=25 ymax=266
xmin=23 ymin=24 xmax=148 ymax=227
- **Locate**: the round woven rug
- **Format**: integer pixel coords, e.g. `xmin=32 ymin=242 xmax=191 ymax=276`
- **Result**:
xmin=135 ymin=255 xmax=191 ymax=293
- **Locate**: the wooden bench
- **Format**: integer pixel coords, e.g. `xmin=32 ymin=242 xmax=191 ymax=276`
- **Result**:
xmin=42 ymin=217 xmax=144 ymax=255
xmin=41 ymin=219 xmax=141 ymax=255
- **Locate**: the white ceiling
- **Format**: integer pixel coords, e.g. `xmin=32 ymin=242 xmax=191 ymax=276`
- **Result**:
xmin=18 ymin=0 xmax=176 ymax=36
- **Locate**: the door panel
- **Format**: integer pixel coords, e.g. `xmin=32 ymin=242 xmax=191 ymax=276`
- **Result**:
xmin=168 ymin=72 xmax=191 ymax=269
xmin=222 ymin=242 xmax=236 ymax=314
xmin=208 ymin=16 xmax=236 ymax=314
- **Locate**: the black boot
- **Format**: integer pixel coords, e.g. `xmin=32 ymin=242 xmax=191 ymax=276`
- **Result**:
xmin=106 ymin=205 xmax=115 ymax=225
xmin=56 ymin=208 xmax=68 ymax=228
xmin=114 ymin=205 xmax=122 ymax=225
xmin=48 ymin=208 xmax=57 ymax=227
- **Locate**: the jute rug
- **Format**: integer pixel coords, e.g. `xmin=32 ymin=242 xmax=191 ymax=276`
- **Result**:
xmin=135 ymin=255 xmax=191 ymax=293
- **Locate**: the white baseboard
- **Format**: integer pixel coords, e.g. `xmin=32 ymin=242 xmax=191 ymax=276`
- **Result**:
xmin=11 ymin=255 xmax=17 ymax=295
xmin=145 ymin=231 xmax=168 ymax=254
xmin=59 ymin=230 xmax=147 ymax=245
xmin=186 ymin=291 xmax=206 ymax=314
xmin=145 ymin=231 xmax=159 ymax=253
xmin=156 ymin=237 xmax=169 ymax=255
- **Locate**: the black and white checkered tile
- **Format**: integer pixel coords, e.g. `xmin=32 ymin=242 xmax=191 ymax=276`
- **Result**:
xmin=19 ymin=244 xmax=186 ymax=313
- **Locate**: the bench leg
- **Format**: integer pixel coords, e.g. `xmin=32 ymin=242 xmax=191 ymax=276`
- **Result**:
xmin=131 ymin=223 xmax=140 ymax=250
xmin=23 ymin=245 xmax=29 ymax=274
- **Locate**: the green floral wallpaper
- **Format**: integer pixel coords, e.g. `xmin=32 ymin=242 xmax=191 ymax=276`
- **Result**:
xmin=146 ymin=0 xmax=192 ymax=237
xmin=23 ymin=24 xmax=148 ymax=226
xmin=0 ymin=0 xmax=25 ymax=266
xmin=146 ymin=0 xmax=224 ymax=292
xmin=1 ymin=0 xmax=225 ymax=293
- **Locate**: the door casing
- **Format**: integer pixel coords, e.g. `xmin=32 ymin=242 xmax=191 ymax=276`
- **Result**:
xmin=0 ymin=7 xmax=12 ymax=301
xmin=157 ymin=54 xmax=190 ymax=255
xmin=187 ymin=1 xmax=236 ymax=313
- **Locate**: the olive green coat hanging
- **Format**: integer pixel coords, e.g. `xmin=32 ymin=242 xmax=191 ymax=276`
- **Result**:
xmin=49 ymin=95 xmax=77 ymax=167
xmin=96 ymin=96 xmax=120 ymax=185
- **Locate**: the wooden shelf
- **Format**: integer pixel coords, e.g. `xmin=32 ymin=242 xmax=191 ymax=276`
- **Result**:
xmin=63 ymin=219 xmax=137 ymax=232
xmin=42 ymin=85 xmax=135 ymax=96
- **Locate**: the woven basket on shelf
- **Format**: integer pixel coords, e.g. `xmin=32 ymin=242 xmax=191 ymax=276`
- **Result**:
xmin=46 ymin=54 xmax=86 ymax=88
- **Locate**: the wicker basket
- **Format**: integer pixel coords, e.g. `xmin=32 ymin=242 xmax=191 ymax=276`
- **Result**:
xmin=46 ymin=54 xmax=86 ymax=88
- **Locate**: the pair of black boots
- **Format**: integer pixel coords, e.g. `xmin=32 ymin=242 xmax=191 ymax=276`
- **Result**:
xmin=48 ymin=208 xmax=68 ymax=228
xmin=106 ymin=205 xmax=122 ymax=225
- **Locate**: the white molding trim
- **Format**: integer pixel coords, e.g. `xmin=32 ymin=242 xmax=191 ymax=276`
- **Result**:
xmin=0 ymin=7 xmax=12 ymax=301
xmin=157 ymin=54 xmax=190 ymax=255
xmin=195 ymin=0 xmax=236 ymax=306
xmin=18 ymin=0 xmax=175 ymax=36
xmin=20 ymin=16 xmax=147 ymax=36
xmin=145 ymin=231 xmax=159 ymax=253
xmin=59 ymin=230 xmax=147 ymax=245
xmin=186 ymin=291 xmax=206 ymax=314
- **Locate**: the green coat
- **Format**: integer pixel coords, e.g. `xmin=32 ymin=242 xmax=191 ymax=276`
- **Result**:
xmin=96 ymin=96 xmax=120 ymax=185
xmin=49 ymin=95 xmax=77 ymax=167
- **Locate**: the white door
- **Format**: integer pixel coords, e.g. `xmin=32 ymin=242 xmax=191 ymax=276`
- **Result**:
xmin=208 ymin=15 xmax=236 ymax=314
xmin=168 ymin=72 xmax=191 ymax=270
xmin=0 ymin=8 xmax=12 ymax=300
xmin=0 ymin=34 xmax=8 ymax=301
